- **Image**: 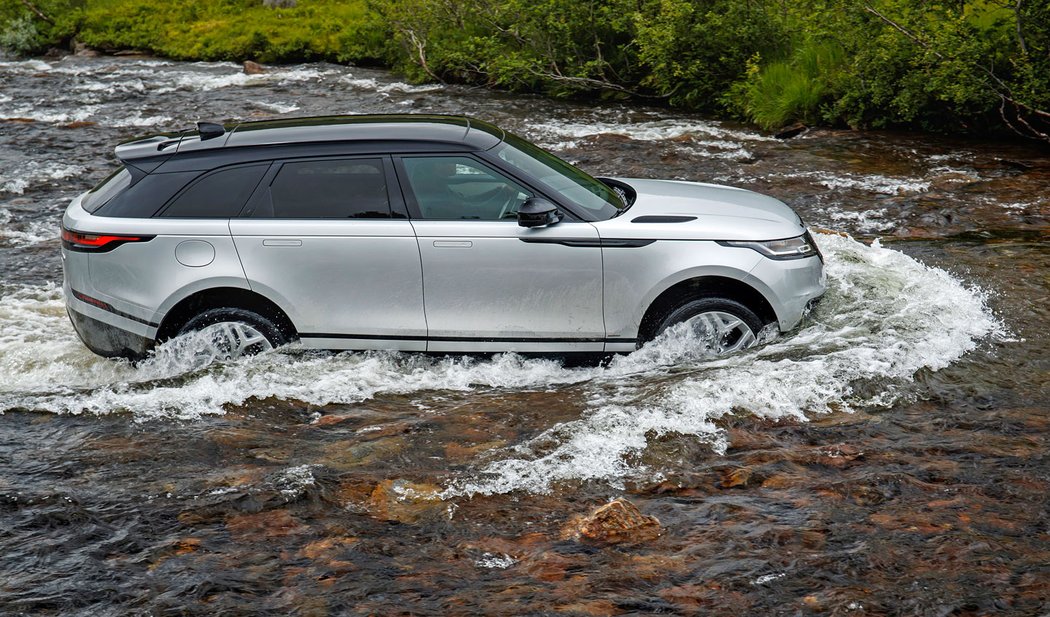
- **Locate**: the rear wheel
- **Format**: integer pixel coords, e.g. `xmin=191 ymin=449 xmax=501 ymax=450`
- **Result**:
xmin=650 ymin=297 xmax=765 ymax=355
xmin=177 ymin=307 xmax=288 ymax=360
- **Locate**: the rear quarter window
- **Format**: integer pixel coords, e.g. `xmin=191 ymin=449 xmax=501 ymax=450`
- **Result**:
xmin=82 ymin=167 xmax=132 ymax=213
xmin=160 ymin=164 xmax=269 ymax=218
xmin=95 ymin=171 xmax=201 ymax=218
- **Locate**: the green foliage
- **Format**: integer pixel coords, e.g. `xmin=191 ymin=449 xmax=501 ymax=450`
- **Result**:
xmin=1 ymin=0 xmax=1047 ymax=137
xmin=1 ymin=0 xmax=391 ymax=64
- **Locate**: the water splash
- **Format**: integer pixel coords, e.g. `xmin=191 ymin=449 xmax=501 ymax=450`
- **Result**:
xmin=447 ymin=233 xmax=1002 ymax=495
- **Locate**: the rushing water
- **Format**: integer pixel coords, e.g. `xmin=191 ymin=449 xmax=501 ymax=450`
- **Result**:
xmin=1 ymin=57 xmax=1047 ymax=615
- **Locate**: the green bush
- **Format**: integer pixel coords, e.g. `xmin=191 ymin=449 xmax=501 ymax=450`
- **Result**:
xmin=1 ymin=0 xmax=1047 ymax=138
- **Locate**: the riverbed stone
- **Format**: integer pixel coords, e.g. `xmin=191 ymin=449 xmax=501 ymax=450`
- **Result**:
xmin=562 ymin=498 xmax=662 ymax=544
xmin=367 ymin=479 xmax=443 ymax=523
xmin=243 ymin=60 xmax=266 ymax=74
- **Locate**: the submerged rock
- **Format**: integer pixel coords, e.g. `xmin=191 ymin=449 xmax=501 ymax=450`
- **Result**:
xmin=243 ymin=60 xmax=266 ymax=75
xmin=562 ymin=498 xmax=662 ymax=544
xmin=367 ymin=479 xmax=443 ymax=523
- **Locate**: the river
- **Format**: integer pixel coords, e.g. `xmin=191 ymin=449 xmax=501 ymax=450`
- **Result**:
xmin=0 ymin=56 xmax=1047 ymax=615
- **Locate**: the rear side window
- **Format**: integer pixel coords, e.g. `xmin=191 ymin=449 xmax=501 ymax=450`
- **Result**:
xmin=95 ymin=171 xmax=200 ymax=218
xmin=161 ymin=164 xmax=268 ymax=218
xmin=82 ymin=167 xmax=132 ymax=213
xmin=256 ymin=158 xmax=390 ymax=219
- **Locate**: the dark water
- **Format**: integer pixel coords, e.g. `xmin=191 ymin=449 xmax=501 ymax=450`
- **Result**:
xmin=0 ymin=57 xmax=1047 ymax=615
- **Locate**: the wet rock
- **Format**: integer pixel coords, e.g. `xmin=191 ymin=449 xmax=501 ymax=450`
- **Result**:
xmin=774 ymin=123 xmax=808 ymax=139
xmin=367 ymin=479 xmax=443 ymax=523
xmin=226 ymin=508 xmax=310 ymax=540
xmin=243 ymin=60 xmax=267 ymax=75
xmin=562 ymin=498 xmax=662 ymax=544
xmin=73 ymin=41 xmax=101 ymax=57
xmin=60 ymin=121 xmax=97 ymax=129
xmin=792 ymin=444 xmax=864 ymax=469
xmin=299 ymin=536 xmax=358 ymax=560
xmin=720 ymin=466 xmax=758 ymax=488
xmin=444 ymin=439 xmax=506 ymax=463
xmin=321 ymin=435 xmax=407 ymax=470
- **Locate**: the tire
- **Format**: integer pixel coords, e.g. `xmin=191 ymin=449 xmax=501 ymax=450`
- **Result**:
xmin=650 ymin=297 xmax=765 ymax=354
xmin=177 ymin=307 xmax=288 ymax=359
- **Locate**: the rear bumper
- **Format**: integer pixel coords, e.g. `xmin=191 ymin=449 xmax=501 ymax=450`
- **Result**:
xmin=66 ymin=307 xmax=153 ymax=360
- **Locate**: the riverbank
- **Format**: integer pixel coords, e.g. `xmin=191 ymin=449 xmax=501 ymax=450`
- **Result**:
xmin=3 ymin=0 xmax=1048 ymax=141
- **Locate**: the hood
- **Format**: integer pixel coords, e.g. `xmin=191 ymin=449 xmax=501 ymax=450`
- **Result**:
xmin=593 ymin=178 xmax=805 ymax=241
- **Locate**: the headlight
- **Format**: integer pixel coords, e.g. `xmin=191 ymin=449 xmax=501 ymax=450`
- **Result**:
xmin=717 ymin=233 xmax=819 ymax=260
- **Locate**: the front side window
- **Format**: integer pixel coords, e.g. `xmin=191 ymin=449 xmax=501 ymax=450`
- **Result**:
xmin=401 ymin=156 xmax=532 ymax=220
xmin=493 ymin=132 xmax=625 ymax=220
xmin=262 ymin=158 xmax=390 ymax=219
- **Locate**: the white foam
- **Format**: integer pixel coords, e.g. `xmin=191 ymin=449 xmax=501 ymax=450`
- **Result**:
xmin=527 ymin=119 xmax=775 ymax=149
xmin=447 ymin=234 xmax=1001 ymax=496
xmin=0 ymin=207 xmax=59 ymax=246
xmin=109 ymin=112 xmax=173 ymax=127
xmin=340 ymin=75 xmax=444 ymax=94
xmin=0 ymin=161 xmax=87 ymax=195
xmin=254 ymin=101 xmax=301 ymax=114
xmin=0 ymin=104 xmax=101 ymax=124
xmin=821 ymin=207 xmax=895 ymax=233
xmin=475 ymin=553 xmax=516 ymax=569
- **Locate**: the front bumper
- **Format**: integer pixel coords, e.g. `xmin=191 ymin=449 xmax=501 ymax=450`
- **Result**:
xmin=747 ymin=253 xmax=827 ymax=332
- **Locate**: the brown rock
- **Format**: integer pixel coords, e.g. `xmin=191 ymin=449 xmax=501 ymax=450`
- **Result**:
xmin=367 ymin=479 xmax=443 ymax=523
xmin=243 ymin=60 xmax=266 ymax=75
xmin=774 ymin=123 xmax=808 ymax=139
xmin=720 ymin=466 xmax=755 ymax=488
xmin=60 ymin=121 xmax=97 ymax=129
xmin=562 ymin=498 xmax=662 ymax=544
xmin=300 ymin=536 xmax=358 ymax=560
xmin=226 ymin=509 xmax=309 ymax=540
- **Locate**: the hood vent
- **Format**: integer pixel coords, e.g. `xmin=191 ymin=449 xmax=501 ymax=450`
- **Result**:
xmin=631 ymin=215 xmax=697 ymax=223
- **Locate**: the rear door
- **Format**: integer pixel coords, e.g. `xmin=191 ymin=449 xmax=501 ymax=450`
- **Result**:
xmin=230 ymin=156 xmax=427 ymax=350
xmin=395 ymin=154 xmax=605 ymax=353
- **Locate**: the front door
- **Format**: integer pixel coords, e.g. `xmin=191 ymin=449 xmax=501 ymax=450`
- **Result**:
xmin=397 ymin=155 xmax=605 ymax=352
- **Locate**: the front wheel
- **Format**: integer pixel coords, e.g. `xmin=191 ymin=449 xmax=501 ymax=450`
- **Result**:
xmin=650 ymin=297 xmax=765 ymax=355
xmin=177 ymin=307 xmax=288 ymax=360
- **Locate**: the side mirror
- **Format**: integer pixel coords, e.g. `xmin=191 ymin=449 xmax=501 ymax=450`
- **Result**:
xmin=518 ymin=197 xmax=562 ymax=228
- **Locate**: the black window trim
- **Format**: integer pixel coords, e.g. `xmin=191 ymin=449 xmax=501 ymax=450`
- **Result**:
xmin=238 ymin=154 xmax=406 ymax=220
xmin=391 ymin=152 xmax=585 ymax=223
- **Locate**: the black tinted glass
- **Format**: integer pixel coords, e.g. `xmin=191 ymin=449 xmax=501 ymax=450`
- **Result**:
xmin=82 ymin=167 xmax=131 ymax=213
xmin=97 ymin=171 xmax=200 ymax=218
xmin=162 ymin=165 xmax=268 ymax=218
xmin=269 ymin=159 xmax=389 ymax=218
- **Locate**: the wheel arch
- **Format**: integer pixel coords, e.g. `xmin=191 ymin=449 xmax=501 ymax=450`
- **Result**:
xmin=637 ymin=275 xmax=778 ymax=344
xmin=155 ymin=286 xmax=299 ymax=344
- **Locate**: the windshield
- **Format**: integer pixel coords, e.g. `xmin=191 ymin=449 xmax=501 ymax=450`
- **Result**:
xmin=493 ymin=133 xmax=625 ymax=220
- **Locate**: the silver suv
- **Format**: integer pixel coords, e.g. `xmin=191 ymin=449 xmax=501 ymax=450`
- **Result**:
xmin=61 ymin=115 xmax=825 ymax=360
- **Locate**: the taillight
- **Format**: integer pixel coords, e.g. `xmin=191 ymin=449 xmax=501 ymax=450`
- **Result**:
xmin=61 ymin=227 xmax=154 ymax=252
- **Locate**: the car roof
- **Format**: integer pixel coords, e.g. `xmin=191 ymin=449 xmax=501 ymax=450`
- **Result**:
xmin=114 ymin=114 xmax=506 ymax=164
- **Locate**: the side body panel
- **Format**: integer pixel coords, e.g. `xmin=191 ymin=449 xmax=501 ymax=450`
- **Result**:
xmin=411 ymin=221 xmax=605 ymax=352
xmin=229 ymin=219 xmax=427 ymax=351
